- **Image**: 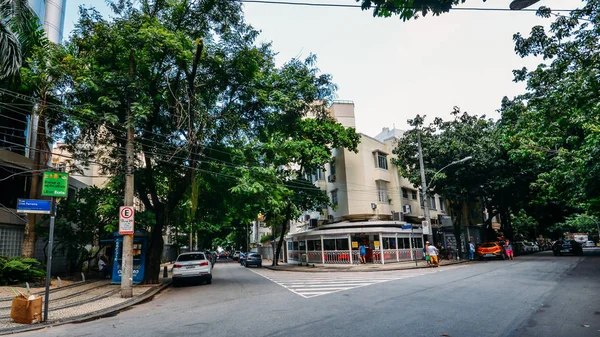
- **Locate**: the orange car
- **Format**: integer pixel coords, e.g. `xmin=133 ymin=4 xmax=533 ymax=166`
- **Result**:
xmin=476 ymin=242 xmax=506 ymax=260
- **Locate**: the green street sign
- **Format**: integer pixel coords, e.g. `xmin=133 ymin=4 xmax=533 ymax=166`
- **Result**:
xmin=41 ymin=172 xmax=69 ymax=198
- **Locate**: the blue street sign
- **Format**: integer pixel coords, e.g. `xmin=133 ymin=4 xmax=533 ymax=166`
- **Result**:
xmin=17 ymin=199 xmax=52 ymax=214
xmin=401 ymin=225 xmax=413 ymax=230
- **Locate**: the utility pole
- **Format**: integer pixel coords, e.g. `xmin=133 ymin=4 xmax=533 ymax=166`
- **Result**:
xmin=417 ymin=132 xmax=432 ymax=243
xmin=121 ymin=50 xmax=135 ymax=298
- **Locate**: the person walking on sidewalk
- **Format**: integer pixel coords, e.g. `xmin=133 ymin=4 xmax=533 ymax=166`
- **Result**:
xmin=427 ymin=242 xmax=439 ymax=267
xmin=424 ymin=241 xmax=431 ymax=266
xmin=359 ymin=242 xmax=367 ymax=264
xmin=505 ymin=239 xmax=514 ymax=260
xmin=469 ymin=241 xmax=475 ymax=260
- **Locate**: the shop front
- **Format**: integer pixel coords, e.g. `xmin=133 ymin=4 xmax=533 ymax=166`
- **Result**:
xmin=287 ymin=222 xmax=424 ymax=265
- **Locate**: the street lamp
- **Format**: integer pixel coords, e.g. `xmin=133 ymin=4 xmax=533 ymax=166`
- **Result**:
xmin=509 ymin=0 xmax=540 ymax=10
xmin=417 ymin=132 xmax=472 ymax=243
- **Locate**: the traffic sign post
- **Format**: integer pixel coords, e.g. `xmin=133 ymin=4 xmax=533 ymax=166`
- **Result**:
xmin=119 ymin=206 xmax=135 ymax=235
xmin=39 ymin=171 xmax=69 ymax=322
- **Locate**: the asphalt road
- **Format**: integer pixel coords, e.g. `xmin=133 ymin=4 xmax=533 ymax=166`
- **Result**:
xmin=24 ymin=249 xmax=600 ymax=337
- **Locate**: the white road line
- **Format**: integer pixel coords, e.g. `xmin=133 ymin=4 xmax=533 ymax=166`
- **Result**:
xmin=248 ymin=269 xmax=408 ymax=298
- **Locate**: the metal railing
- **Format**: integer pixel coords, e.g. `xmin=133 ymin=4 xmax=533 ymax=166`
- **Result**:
xmin=306 ymin=251 xmax=323 ymax=263
xmin=323 ymin=250 xmax=352 ymax=264
xmin=288 ymin=250 xmax=300 ymax=262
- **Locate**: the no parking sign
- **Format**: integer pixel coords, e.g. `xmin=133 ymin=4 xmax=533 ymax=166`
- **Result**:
xmin=119 ymin=206 xmax=135 ymax=234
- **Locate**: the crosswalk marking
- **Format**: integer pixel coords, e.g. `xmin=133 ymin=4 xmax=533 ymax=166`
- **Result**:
xmin=249 ymin=269 xmax=408 ymax=298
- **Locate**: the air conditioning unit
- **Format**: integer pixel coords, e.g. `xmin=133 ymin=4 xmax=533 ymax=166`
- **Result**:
xmin=403 ymin=204 xmax=412 ymax=214
xmin=327 ymin=174 xmax=336 ymax=183
xmin=309 ymin=219 xmax=318 ymax=228
xmin=327 ymin=214 xmax=334 ymax=222
xmin=392 ymin=211 xmax=401 ymax=221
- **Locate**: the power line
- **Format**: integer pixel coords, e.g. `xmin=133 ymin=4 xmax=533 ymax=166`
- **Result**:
xmin=234 ymin=0 xmax=579 ymax=12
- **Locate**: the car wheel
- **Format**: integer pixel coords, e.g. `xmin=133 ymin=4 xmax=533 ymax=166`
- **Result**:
xmin=258 ymin=263 xmax=262 ymax=268
xmin=206 ymin=277 xmax=212 ymax=285
xmin=172 ymin=279 xmax=180 ymax=287
xmin=553 ymin=251 xmax=558 ymax=256
xmin=244 ymin=262 xmax=248 ymax=268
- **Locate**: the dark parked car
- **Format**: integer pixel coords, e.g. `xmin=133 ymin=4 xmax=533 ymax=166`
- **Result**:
xmin=244 ymin=253 xmax=262 ymax=268
xmin=552 ymin=240 xmax=583 ymax=256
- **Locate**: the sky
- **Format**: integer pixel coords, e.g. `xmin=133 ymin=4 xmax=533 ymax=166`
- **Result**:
xmin=63 ymin=0 xmax=583 ymax=137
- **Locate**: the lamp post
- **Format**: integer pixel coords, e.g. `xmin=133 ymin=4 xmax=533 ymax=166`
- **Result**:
xmin=417 ymin=132 xmax=472 ymax=243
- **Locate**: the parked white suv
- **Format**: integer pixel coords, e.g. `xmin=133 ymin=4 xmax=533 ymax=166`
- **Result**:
xmin=172 ymin=252 xmax=212 ymax=286
xmin=232 ymin=251 xmax=241 ymax=260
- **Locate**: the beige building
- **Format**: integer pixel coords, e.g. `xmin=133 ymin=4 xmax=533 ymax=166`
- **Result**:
xmin=286 ymin=101 xmax=448 ymax=265
xmin=51 ymin=142 xmax=110 ymax=189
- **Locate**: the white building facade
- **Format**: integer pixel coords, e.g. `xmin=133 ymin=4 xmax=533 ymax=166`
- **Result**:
xmin=287 ymin=101 xmax=448 ymax=265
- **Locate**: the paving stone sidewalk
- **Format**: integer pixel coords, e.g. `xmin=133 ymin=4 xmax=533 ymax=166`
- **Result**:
xmin=0 ymin=265 xmax=172 ymax=335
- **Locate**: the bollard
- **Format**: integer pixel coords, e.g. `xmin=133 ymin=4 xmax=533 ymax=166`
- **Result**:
xmin=25 ymin=282 xmax=30 ymax=294
xmin=81 ymin=272 xmax=86 ymax=282
xmin=57 ymin=277 xmax=62 ymax=287
xmin=163 ymin=266 xmax=168 ymax=278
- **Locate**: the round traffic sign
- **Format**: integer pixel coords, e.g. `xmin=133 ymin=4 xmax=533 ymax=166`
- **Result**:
xmin=120 ymin=207 xmax=134 ymax=219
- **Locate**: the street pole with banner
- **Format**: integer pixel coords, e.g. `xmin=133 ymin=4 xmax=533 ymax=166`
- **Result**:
xmin=39 ymin=171 xmax=69 ymax=322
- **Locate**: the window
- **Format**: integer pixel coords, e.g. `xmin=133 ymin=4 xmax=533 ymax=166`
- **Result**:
xmin=331 ymin=190 xmax=338 ymax=206
xmin=329 ymin=159 xmax=336 ymax=175
xmin=374 ymin=151 xmax=388 ymax=170
xmin=439 ymin=197 xmax=446 ymax=212
xmin=376 ymin=181 xmax=388 ymax=202
xmin=177 ymin=253 xmax=206 ymax=261
xmin=315 ymin=168 xmax=325 ymax=181
xmin=429 ymin=196 xmax=436 ymax=210
xmin=383 ymin=237 xmax=396 ymax=249
xmin=411 ymin=190 xmax=418 ymax=200
xmin=402 ymin=188 xmax=409 ymax=199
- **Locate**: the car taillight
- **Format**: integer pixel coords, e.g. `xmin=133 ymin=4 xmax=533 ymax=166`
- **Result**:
xmin=200 ymin=261 xmax=209 ymax=266
xmin=174 ymin=264 xmax=183 ymax=268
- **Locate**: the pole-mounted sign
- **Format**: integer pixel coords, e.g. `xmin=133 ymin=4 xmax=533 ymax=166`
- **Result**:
xmin=119 ymin=206 xmax=135 ymax=235
xmin=38 ymin=171 xmax=68 ymax=323
xmin=41 ymin=172 xmax=69 ymax=197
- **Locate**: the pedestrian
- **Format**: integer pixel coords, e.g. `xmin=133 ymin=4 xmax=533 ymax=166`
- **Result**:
xmin=98 ymin=256 xmax=111 ymax=278
xmin=469 ymin=241 xmax=475 ymax=260
xmin=505 ymin=239 xmax=514 ymax=260
xmin=424 ymin=241 xmax=431 ymax=266
xmin=359 ymin=242 xmax=367 ymax=264
xmin=427 ymin=242 xmax=439 ymax=267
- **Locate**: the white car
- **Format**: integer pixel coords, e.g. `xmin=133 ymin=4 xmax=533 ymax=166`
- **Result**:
xmin=583 ymin=241 xmax=596 ymax=248
xmin=524 ymin=242 xmax=539 ymax=252
xmin=232 ymin=251 xmax=241 ymax=260
xmin=172 ymin=252 xmax=212 ymax=286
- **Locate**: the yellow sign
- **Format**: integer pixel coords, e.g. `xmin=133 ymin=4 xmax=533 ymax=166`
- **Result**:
xmin=374 ymin=241 xmax=380 ymax=249
xmin=352 ymin=241 xmax=358 ymax=248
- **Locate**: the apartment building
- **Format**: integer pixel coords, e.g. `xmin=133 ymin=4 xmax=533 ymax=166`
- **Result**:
xmin=286 ymin=101 xmax=450 ymax=265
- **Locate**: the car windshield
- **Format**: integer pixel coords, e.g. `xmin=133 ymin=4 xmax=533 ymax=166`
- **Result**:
xmin=177 ymin=253 xmax=205 ymax=262
xmin=248 ymin=254 xmax=260 ymax=258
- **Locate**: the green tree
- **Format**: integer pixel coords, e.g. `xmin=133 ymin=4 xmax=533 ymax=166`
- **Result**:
xmin=231 ymin=56 xmax=360 ymax=266
xmin=500 ymin=0 xmax=600 ymax=221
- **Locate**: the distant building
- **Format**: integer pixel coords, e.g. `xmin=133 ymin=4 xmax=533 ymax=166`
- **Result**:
xmin=28 ymin=0 xmax=67 ymax=43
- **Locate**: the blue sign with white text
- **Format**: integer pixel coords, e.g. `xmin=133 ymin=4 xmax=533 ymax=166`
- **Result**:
xmin=401 ymin=225 xmax=413 ymax=230
xmin=17 ymin=199 xmax=52 ymax=214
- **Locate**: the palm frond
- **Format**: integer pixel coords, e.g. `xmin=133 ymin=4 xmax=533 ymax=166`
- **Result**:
xmin=0 ymin=21 xmax=22 ymax=79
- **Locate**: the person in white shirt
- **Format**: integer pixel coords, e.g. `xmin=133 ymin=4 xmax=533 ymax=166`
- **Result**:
xmin=427 ymin=242 xmax=439 ymax=267
xmin=469 ymin=242 xmax=475 ymax=260
xmin=99 ymin=256 xmax=111 ymax=278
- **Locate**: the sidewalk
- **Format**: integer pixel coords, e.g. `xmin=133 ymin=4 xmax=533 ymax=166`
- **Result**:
xmin=0 ymin=265 xmax=172 ymax=335
xmin=262 ymin=258 xmax=470 ymax=272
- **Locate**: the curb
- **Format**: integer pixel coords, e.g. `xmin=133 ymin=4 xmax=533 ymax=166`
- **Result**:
xmin=0 ymin=282 xmax=171 ymax=336
xmin=263 ymin=260 xmax=470 ymax=272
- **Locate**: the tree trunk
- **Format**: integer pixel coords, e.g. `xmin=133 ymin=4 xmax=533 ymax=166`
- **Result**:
xmin=144 ymin=207 xmax=165 ymax=284
xmin=273 ymin=204 xmax=291 ymax=266
xmin=22 ymin=112 xmax=45 ymax=257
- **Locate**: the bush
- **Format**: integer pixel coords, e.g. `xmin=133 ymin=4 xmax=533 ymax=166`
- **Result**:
xmin=0 ymin=256 xmax=45 ymax=285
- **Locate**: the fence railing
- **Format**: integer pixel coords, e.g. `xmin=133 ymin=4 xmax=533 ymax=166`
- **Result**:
xmin=373 ymin=249 xmax=424 ymax=263
xmin=306 ymin=251 xmax=323 ymax=263
xmin=288 ymin=250 xmax=300 ymax=262
xmin=323 ymin=250 xmax=352 ymax=264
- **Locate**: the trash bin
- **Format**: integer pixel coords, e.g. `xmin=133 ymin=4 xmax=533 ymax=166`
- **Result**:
xmin=10 ymin=294 xmax=43 ymax=324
